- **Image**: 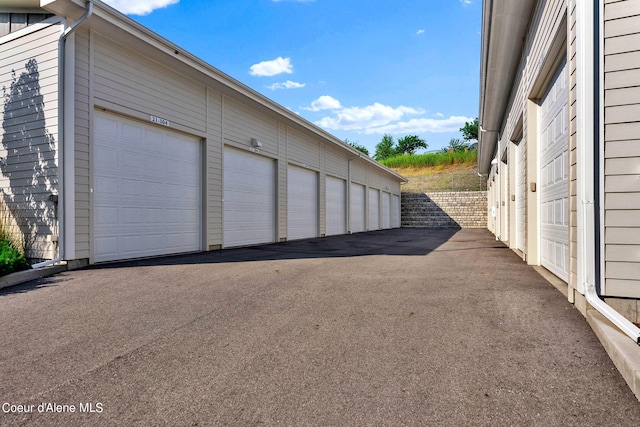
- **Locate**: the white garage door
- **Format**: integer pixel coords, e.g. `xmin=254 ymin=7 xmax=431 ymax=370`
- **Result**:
xmin=288 ymin=165 xmax=318 ymax=240
xmin=516 ymin=140 xmax=526 ymax=252
xmin=368 ymin=188 xmax=380 ymax=230
xmin=392 ymin=195 xmax=400 ymax=228
xmin=326 ymin=176 xmax=346 ymax=236
xmin=381 ymin=192 xmax=391 ymax=229
xmin=350 ymin=183 xmax=365 ymax=233
xmin=93 ymin=111 xmax=201 ymax=263
xmin=539 ymin=60 xmax=569 ymax=282
xmin=224 ymin=147 xmax=275 ymax=247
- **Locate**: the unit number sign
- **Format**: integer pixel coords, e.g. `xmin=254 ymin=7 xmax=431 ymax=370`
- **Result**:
xmin=150 ymin=115 xmax=170 ymax=127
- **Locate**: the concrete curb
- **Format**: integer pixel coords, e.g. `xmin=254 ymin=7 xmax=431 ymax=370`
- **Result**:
xmin=0 ymin=264 xmax=67 ymax=291
xmin=587 ymin=308 xmax=640 ymax=401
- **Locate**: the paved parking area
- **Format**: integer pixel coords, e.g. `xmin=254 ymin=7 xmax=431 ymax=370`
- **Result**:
xmin=1 ymin=228 xmax=639 ymax=426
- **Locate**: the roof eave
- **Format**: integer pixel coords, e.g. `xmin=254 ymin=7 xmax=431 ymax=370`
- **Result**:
xmin=478 ymin=0 xmax=536 ymax=175
xmin=41 ymin=0 xmax=407 ymax=183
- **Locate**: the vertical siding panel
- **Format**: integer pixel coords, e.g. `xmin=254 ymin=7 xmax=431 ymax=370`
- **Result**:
xmin=207 ymin=89 xmax=223 ymax=247
xmin=74 ymin=28 xmax=91 ymax=259
xmin=568 ymin=0 xmax=578 ymax=288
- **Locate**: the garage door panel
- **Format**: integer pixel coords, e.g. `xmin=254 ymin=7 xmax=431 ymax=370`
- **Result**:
xmin=369 ymin=188 xmax=380 ymax=230
xmin=288 ymin=165 xmax=318 ymax=241
xmin=382 ymin=192 xmax=391 ymax=229
xmin=392 ymin=195 xmax=400 ymax=228
xmin=224 ymin=147 xmax=275 ymax=247
xmin=326 ymin=176 xmax=346 ymax=236
xmin=540 ymin=60 xmax=569 ymax=282
xmin=350 ymin=183 xmax=365 ymax=233
xmin=94 ymin=111 xmax=201 ymax=263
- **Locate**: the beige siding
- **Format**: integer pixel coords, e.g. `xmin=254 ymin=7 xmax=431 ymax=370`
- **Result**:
xmin=93 ymin=34 xmax=207 ymax=134
xmin=207 ymin=89 xmax=223 ymax=247
xmin=350 ymin=160 xmax=366 ymax=184
xmin=324 ymin=145 xmax=348 ymax=179
xmin=74 ymin=28 xmax=91 ymax=259
xmin=569 ymin=1 xmax=578 ymax=288
xmin=286 ymin=126 xmax=320 ymax=168
xmin=0 ymin=20 xmax=61 ymax=260
xmin=223 ymin=97 xmax=278 ymax=157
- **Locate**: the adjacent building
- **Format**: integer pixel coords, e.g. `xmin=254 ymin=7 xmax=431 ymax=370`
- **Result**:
xmin=479 ymin=0 xmax=640 ymax=350
xmin=0 ymin=0 xmax=404 ymax=266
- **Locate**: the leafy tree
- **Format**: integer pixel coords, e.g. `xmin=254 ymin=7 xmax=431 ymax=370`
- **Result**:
xmin=345 ymin=139 xmax=369 ymax=156
xmin=441 ymin=138 xmax=469 ymax=153
xmin=374 ymin=134 xmax=396 ymax=161
xmin=396 ymin=135 xmax=427 ymax=155
xmin=460 ymin=118 xmax=479 ymax=141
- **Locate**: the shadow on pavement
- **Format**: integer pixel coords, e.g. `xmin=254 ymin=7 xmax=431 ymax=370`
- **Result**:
xmin=88 ymin=228 xmax=467 ymax=269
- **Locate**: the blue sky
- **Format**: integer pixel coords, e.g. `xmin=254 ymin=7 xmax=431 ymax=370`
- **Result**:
xmin=103 ymin=0 xmax=481 ymax=155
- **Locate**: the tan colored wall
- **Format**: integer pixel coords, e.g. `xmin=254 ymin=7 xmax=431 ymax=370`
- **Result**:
xmin=0 ymin=19 xmax=62 ymax=260
xmin=603 ymin=0 xmax=640 ymax=298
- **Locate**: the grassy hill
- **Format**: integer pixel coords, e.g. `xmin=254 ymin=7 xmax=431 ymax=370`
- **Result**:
xmin=380 ymin=150 xmax=482 ymax=192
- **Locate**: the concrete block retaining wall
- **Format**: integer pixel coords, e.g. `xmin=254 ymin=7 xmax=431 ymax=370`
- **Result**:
xmin=401 ymin=191 xmax=487 ymax=228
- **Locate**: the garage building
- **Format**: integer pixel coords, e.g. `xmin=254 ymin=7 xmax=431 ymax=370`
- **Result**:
xmin=0 ymin=0 xmax=405 ymax=265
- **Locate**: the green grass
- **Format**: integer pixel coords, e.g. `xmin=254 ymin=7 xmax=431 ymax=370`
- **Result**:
xmin=380 ymin=150 xmax=477 ymax=169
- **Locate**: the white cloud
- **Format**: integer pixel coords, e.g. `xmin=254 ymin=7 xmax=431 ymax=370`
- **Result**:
xmin=434 ymin=112 xmax=445 ymax=117
xmin=303 ymin=96 xmax=343 ymax=112
xmin=416 ymin=29 xmax=425 ymax=35
xmin=102 ymin=0 xmax=178 ymax=15
xmin=315 ymin=102 xmax=424 ymax=131
xmin=459 ymin=0 xmax=472 ymax=5
xmin=249 ymin=57 xmax=293 ymax=77
xmin=363 ymin=115 xmax=473 ymax=135
xmin=267 ymin=80 xmax=306 ymax=90
xmin=273 ymin=0 xmax=315 ymax=2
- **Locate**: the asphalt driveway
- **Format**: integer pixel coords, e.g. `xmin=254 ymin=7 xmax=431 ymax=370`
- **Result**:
xmin=1 ymin=228 xmax=639 ymax=426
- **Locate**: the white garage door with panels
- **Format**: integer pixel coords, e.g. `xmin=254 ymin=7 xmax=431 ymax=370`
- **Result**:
xmin=381 ymin=192 xmax=391 ymax=229
xmin=516 ymin=140 xmax=526 ymax=252
xmin=368 ymin=188 xmax=380 ymax=230
xmin=224 ymin=147 xmax=275 ymax=247
xmin=93 ymin=111 xmax=201 ymax=263
xmin=392 ymin=195 xmax=400 ymax=228
xmin=539 ymin=60 xmax=569 ymax=282
xmin=350 ymin=183 xmax=365 ymax=233
xmin=287 ymin=165 xmax=318 ymax=240
xmin=326 ymin=176 xmax=346 ymax=236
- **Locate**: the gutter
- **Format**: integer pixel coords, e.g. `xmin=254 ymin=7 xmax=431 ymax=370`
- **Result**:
xmin=585 ymin=0 xmax=640 ymax=344
xmin=32 ymin=0 xmax=93 ymax=269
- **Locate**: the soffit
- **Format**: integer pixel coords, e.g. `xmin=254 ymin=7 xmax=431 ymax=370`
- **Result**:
xmin=478 ymin=0 xmax=536 ymax=174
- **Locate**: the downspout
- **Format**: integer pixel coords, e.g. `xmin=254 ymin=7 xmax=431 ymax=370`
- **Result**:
xmin=583 ymin=0 xmax=640 ymax=343
xmin=32 ymin=1 xmax=93 ymax=269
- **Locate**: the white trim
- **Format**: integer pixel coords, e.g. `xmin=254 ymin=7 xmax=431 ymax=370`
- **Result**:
xmin=598 ymin=0 xmax=606 ymax=296
xmin=63 ymin=31 xmax=76 ymax=259
xmin=576 ymin=0 xmax=595 ymax=296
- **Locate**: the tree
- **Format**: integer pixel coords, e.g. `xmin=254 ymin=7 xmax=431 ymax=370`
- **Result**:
xmin=441 ymin=138 xmax=469 ymax=153
xmin=396 ymin=135 xmax=427 ymax=155
xmin=345 ymin=139 xmax=369 ymax=156
xmin=460 ymin=118 xmax=479 ymax=141
xmin=374 ymin=134 xmax=395 ymax=161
